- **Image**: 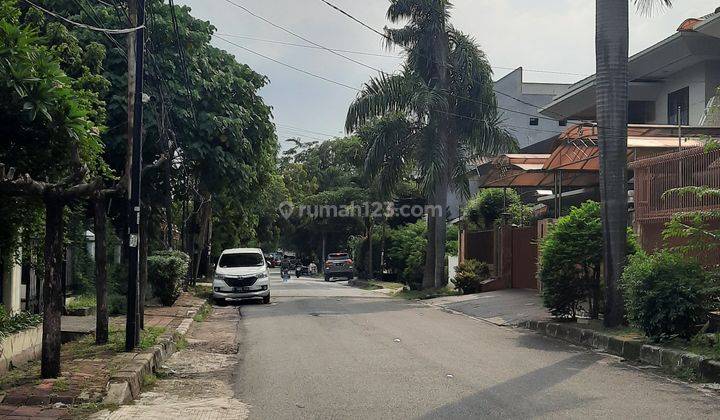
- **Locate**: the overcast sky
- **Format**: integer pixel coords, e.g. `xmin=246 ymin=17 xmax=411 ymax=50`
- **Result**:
xmin=177 ymin=0 xmax=718 ymax=145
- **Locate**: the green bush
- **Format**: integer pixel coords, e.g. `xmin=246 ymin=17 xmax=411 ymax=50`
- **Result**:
xmin=148 ymin=250 xmax=189 ymax=306
xmin=386 ymin=221 xmax=427 ymax=289
xmin=463 ymin=188 xmax=521 ymax=230
xmin=452 ymin=259 xmax=490 ymax=294
xmin=539 ymin=201 xmax=639 ymax=319
xmin=0 ymin=305 xmax=42 ymax=339
xmin=621 ymin=251 xmax=719 ymax=340
xmin=539 ymin=202 xmax=602 ymax=319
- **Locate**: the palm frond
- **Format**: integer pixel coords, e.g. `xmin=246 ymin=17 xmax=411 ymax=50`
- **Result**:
xmin=346 ymin=71 xmax=416 ymax=133
xmin=634 ymin=0 xmax=672 ymax=16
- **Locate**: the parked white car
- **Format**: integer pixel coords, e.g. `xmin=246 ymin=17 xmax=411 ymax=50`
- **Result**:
xmin=213 ymin=248 xmax=270 ymax=304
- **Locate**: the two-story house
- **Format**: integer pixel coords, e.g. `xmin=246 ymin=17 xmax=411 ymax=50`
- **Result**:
xmin=540 ymin=9 xmax=720 ymax=125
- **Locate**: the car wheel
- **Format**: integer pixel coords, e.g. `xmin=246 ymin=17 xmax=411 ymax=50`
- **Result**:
xmin=325 ymin=275 xmax=330 ymax=282
xmin=347 ymin=274 xmax=353 ymax=281
xmin=214 ymin=297 xmax=226 ymax=306
xmin=262 ymin=295 xmax=271 ymax=304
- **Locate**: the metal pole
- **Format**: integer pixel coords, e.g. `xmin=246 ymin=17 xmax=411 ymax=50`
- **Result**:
xmin=125 ymin=0 xmax=145 ymax=351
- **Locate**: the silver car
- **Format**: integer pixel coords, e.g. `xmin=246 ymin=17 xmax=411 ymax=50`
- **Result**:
xmin=323 ymin=252 xmax=354 ymax=281
xmin=213 ymin=248 xmax=270 ymax=304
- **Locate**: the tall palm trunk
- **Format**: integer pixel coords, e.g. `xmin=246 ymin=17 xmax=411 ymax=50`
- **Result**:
xmin=433 ymin=176 xmax=448 ymax=288
xmin=432 ymin=17 xmax=452 ymax=289
xmin=596 ymin=0 xmax=628 ymax=327
xmin=423 ymin=203 xmax=436 ymax=289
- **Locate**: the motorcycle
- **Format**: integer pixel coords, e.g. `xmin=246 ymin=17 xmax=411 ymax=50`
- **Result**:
xmin=295 ymin=264 xmax=310 ymax=278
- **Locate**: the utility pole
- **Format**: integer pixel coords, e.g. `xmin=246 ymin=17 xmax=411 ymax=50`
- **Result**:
xmin=126 ymin=0 xmax=145 ymax=351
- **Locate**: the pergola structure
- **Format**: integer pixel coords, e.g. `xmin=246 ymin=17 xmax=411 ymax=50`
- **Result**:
xmin=476 ymin=123 xmax=714 ymax=216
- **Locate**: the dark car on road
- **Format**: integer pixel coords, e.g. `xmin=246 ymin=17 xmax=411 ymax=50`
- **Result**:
xmin=324 ymin=252 xmax=353 ymax=281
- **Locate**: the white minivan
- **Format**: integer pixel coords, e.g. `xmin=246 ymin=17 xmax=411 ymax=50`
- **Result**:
xmin=213 ymin=248 xmax=270 ymax=304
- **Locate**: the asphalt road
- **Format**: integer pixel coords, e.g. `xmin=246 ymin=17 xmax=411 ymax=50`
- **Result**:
xmin=233 ymin=270 xmax=720 ymax=419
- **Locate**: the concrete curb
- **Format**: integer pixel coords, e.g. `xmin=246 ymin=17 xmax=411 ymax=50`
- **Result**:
xmin=102 ymin=304 xmax=201 ymax=405
xmin=520 ymin=320 xmax=720 ymax=383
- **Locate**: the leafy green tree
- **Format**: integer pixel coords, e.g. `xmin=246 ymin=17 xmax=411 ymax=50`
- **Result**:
xmin=0 ymin=0 xmax=108 ymax=377
xmin=346 ymin=1 xmax=515 ymax=289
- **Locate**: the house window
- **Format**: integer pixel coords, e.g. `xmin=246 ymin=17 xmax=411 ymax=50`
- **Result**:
xmin=668 ymin=87 xmax=689 ymax=125
xmin=558 ymin=120 xmax=567 ymax=127
xmin=529 ymin=118 xmax=539 ymax=126
xmin=629 ymin=101 xmax=655 ymax=124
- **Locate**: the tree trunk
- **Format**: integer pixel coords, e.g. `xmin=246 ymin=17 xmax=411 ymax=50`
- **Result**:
xmin=596 ymin=0 xmax=628 ymax=327
xmin=164 ymin=147 xmax=173 ymax=249
xmin=93 ymin=196 xmax=109 ymax=345
xmin=41 ymin=198 xmax=64 ymax=378
xmin=422 ymin=212 xmax=436 ymax=290
xmin=366 ymin=220 xmax=373 ymax=280
xmin=433 ymin=177 xmax=449 ymax=289
xmin=139 ymin=206 xmax=148 ymax=329
xmin=191 ymin=191 xmax=211 ymax=281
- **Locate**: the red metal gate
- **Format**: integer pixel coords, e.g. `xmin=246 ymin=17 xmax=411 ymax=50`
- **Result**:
xmin=510 ymin=227 xmax=538 ymax=289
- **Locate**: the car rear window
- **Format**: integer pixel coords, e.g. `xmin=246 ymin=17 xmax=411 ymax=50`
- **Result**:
xmin=218 ymin=253 xmax=264 ymax=268
xmin=328 ymin=253 xmax=349 ymax=260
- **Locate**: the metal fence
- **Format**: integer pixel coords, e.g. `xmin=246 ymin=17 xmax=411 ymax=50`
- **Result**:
xmin=632 ymin=146 xmax=720 ymax=222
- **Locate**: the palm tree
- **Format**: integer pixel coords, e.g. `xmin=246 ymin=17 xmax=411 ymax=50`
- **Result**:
xmin=347 ymin=3 xmax=515 ymax=288
xmin=596 ymin=0 xmax=671 ymax=327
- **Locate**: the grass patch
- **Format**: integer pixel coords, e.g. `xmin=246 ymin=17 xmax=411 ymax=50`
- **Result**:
xmin=361 ymin=280 xmax=405 ymax=291
xmin=66 ymin=294 xmax=97 ymax=310
xmin=0 ymin=361 xmax=40 ymax=390
xmin=141 ymin=374 xmax=157 ymax=390
xmin=139 ymin=326 xmax=166 ymax=350
xmin=63 ymin=325 xmax=165 ymax=360
xmin=189 ymin=284 xmax=212 ymax=300
xmin=174 ymin=332 xmax=188 ymax=350
xmin=68 ymin=402 xmax=119 ymax=419
xmin=574 ymin=320 xmax=646 ymax=341
xmin=193 ymin=302 xmax=212 ymax=323
xmin=395 ymin=288 xmax=461 ymax=300
xmin=52 ymin=377 xmax=69 ymax=392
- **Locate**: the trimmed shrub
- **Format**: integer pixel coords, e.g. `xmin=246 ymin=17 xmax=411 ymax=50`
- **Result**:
xmin=539 ymin=201 xmax=639 ymax=319
xmin=621 ymin=250 xmax=718 ymax=340
xmin=0 ymin=305 xmax=42 ymax=339
xmin=148 ymin=250 xmax=189 ymax=306
xmin=539 ymin=201 xmax=602 ymax=319
xmin=452 ymin=259 xmax=490 ymax=294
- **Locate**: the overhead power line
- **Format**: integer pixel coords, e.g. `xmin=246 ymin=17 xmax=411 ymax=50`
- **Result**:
xmin=218 ymin=33 xmax=589 ymax=77
xmin=214 ymin=35 xmax=566 ymax=136
xmin=276 ymin=123 xmax=341 ymax=138
xmin=316 ymin=0 xmax=580 ymax=122
xmin=24 ymin=0 xmax=144 ymax=34
xmin=319 ymin=0 xmax=388 ymax=39
xmin=214 ymin=34 xmax=360 ymax=91
xmin=222 ymin=0 xmax=382 ymax=73
xmin=216 ymin=33 xmax=403 ymax=59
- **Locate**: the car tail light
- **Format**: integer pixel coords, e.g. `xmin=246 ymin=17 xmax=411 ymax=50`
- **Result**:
xmin=347 ymin=259 xmax=353 ymax=265
xmin=325 ymin=261 xmax=332 ymax=268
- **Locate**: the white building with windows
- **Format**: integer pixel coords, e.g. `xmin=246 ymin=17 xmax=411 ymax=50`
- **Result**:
xmin=540 ymin=9 xmax=720 ymax=125
xmin=495 ymin=68 xmax=572 ymax=149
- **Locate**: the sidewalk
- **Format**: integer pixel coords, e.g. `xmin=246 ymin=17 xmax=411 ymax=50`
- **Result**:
xmin=0 ymin=292 xmax=205 ymax=419
xmin=426 ymin=288 xmax=550 ymax=326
